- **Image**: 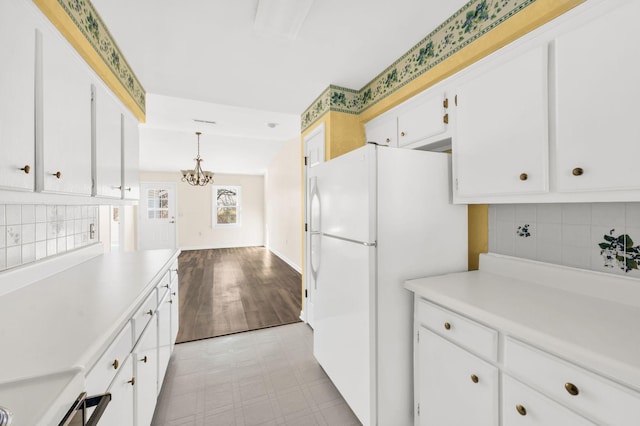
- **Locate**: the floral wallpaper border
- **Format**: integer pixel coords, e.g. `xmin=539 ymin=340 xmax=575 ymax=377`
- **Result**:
xmin=302 ymin=0 xmax=537 ymax=131
xmin=55 ymin=0 xmax=146 ymax=113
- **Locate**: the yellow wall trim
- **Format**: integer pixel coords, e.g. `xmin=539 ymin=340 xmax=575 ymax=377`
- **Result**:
xmin=33 ymin=0 xmax=146 ymax=122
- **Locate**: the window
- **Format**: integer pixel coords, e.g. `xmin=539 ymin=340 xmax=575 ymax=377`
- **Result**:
xmin=147 ymin=189 xmax=169 ymax=219
xmin=213 ymin=185 xmax=241 ymax=226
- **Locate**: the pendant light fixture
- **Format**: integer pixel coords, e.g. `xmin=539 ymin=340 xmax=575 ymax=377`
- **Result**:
xmin=181 ymin=131 xmax=214 ymax=186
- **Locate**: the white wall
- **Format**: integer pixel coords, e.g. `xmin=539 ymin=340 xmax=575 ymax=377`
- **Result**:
xmin=265 ymin=137 xmax=302 ymax=271
xmin=139 ymin=171 xmax=265 ymax=249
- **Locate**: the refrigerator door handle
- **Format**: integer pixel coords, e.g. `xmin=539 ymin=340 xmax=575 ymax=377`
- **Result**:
xmin=323 ymin=233 xmax=377 ymax=247
xmin=309 ymin=177 xmax=321 ymax=285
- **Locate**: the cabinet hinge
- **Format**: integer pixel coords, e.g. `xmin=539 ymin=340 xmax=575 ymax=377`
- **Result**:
xmin=304 ymin=156 xmax=308 ymax=166
xmin=305 ymin=223 xmax=308 ymax=232
xmin=454 ymin=94 xmax=458 ymax=106
xmin=417 ymin=403 xmax=420 ymax=416
xmin=305 ymin=289 xmax=308 ymax=298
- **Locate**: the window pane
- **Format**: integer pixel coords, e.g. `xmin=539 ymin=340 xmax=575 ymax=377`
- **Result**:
xmin=217 ymin=189 xmax=237 ymax=207
xmin=160 ymin=210 xmax=169 ymax=219
xmin=148 ymin=210 xmax=155 ymax=219
xmin=217 ymin=207 xmax=237 ymax=224
xmin=160 ymin=199 xmax=168 ymax=208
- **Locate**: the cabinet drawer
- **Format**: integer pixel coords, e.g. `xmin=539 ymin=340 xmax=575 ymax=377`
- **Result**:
xmin=417 ymin=299 xmax=498 ymax=361
xmin=85 ymin=322 xmax=132 ymax=395
xmin=131 ymin=291 xmax=157 ymax=344
xmin=503 ymin=374 xmax=596 ymax=425
xmin=156 ymin=271 xmax=171 ymax=302
xmin=504 ymin=337 xmax=640 ymax=425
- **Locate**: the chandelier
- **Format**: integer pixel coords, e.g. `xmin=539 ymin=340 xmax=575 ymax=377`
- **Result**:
xmin=181 ymin=131 xmax=214 ymax=186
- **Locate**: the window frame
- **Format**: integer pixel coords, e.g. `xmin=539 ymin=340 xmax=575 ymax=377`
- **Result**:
xmin=212 ymin=185 xmax=242 ymax=227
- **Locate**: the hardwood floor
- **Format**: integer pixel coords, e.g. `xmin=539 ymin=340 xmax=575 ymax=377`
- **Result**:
xmin=176 ymin=247 xmax=302 ymax=343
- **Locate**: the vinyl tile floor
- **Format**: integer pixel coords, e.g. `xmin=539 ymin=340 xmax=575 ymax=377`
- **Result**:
xmin=152 ymin=322 xmax=362 ymax=426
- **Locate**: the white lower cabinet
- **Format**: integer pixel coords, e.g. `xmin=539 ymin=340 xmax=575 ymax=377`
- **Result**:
xmin=134 ymin=316 xmax=159 ymax=426
xmin=417 ymin=326 xmax=498 ymax=426
xmin=101 ymin=355 xmax=135 ymax=426
xmin=157 ymin=292 xmax=172 ymax=395
xmin=503 ymin=375 xmax=596 ymax=426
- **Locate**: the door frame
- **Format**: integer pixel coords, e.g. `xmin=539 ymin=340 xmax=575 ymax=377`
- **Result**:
xmin=302 ymin=123 xmax=325 ymax=325
xmin=138 ymin=181 xmax=178 ymax=250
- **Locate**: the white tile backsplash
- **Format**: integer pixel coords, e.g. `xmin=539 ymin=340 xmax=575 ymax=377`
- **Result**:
xmin=0 ymin=204 xmax=99 ymax=272
xmin=489 ymin=202 xmax=640 ymax=278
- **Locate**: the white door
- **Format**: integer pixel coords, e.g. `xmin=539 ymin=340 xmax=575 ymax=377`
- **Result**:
xmin=304 ymin=123 xmax=325 ymax=327
xmin=138 ymin=182 xmax=177 ymax=250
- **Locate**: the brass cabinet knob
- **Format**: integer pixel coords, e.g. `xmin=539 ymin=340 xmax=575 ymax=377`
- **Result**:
xmin=128 ymin=377 xmax=135 ymax=386
xmin=565 ymin=382 xmax=579 ymax=396
xmin=444 ymin=322 xmax=451 ymax=330
xmin=443 ymin=98 xmax=449 ymax=109
xmin=572 ymin=167 xmax=584 ymax=176
xmin=172 ymin=292 xmax=176 ymax=296
xmin=520 ymin=173 xmax=528 ymax=181
xmin=516 ymin=404 xmax=527 ymax=416
xmin=470 ymin=374 xmax=479 ymax=383
xmin=443 ymin=114 xmax=449 ymax=124
xmin=52 ymin=171 xmax=62 ymax=179
xmin=125 ymin=187 xmax=132 ymax=192
xmin=164 ymin=284 xmax=170 ymax=288
xmin=146 ymin=309 xmax=153 ymax=316
xmin=385 ymin=138 xmax=390 ymax=143
xmin=140 ymin=355 xmax=148 ymax=363
xmin=20 ymin=165 xmax=31 ymax=174
xmin=169 ymin=300 xmax=173 ymax=304
xmin=400 ymin=131 xmax=406 ymax=137
xmin=112 ymin=359 xmax=119 ymax=370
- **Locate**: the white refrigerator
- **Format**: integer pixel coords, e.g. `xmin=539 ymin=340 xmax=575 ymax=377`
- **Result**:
xmin=308 ymin=143 xmax=467 ymax=426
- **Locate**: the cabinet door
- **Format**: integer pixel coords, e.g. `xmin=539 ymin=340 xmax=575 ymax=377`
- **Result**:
xmin=41 ymin=27 xmax=92 ymax=195
xmin=418 ymin=327 xmax=498 ymax=426
xmin=100 ymin=354 xmax=135 ymax=426
xmin=503 ymin=375 xmax=596 ymax=426
xmin=365 ymin=114 xmax=397 ymax=147
xmin=122 ymin=113 xmax=140 ymax=200
xmin=555 ymin=1 xmax=640 ymax=192
xmin=157 ymin=293 xmax=172 ymax=395
xmin=0 ymin=0 xmax=36 ymax=191
xmin=454 ymin=45 xmax=548 ymax=196
xmin=94 ymin=83 xmax=122 ymax=198
xmin=133 ymin=315 xmax=158 ymax=426
xmin=397 ymin=90 xmax=449 ymax=147
xmin=170 ymin=279 xmax=179 ymax=352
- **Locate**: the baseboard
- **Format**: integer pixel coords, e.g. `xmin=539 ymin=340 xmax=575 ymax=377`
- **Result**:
xmin=268 ymin=247 xmax=302 ymax=273
xmin=299 ymin=310 xmax=306 ymax=322
xmin=179 ymin=242 xmax=266 ymax=251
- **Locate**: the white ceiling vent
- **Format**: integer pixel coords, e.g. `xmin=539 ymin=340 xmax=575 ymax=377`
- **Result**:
xmin=253 ymin=0 xmax=314 ymax=40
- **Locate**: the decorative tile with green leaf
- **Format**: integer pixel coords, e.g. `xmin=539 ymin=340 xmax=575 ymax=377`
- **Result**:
xmin=302 ymin=0 xmax=537 ymax=131
xmin=57 ymin=0 xmax=146 ymax=113
xmin=599 ymin=229 xmax=640 ymax=273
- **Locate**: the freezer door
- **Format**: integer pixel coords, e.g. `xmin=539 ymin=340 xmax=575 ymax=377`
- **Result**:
xmin=313 ymin=235 xmax=375 ymax=426
xmin=315 ymin=144 xmax=376 ymax=244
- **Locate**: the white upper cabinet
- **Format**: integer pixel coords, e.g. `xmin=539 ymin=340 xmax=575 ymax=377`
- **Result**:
xmin=122 ymin=113 xmax=140 ymax=200
xmin=397 ymin=89 xmax=450 ymax=148
xmin=454 ymin=45 xmax=549 ymax=197
xmin=554 ymin=0 xmax=640 ymax=192
xmin=0 ymin=0 xmax=37 ymax=191
xmin=365 ymin=113 xmax=397 ymax=147
xmin=40 ymin=25 xmax=93 ymax=195
xmin=93 ymin=83 xmax=123 ymax=198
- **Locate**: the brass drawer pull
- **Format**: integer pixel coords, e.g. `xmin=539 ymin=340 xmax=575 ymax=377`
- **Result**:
xmin=443 ymin=98 xmax=449 ymax=109
xmin=146 ymin=309 xmax=153 ymax=316
xmin=140 ymin=356 xmax=148 ymax=363
xmin=572 ymin=167 xmax=583 ymax=176
xmin=385 ymin=138 xmax=390 ymax=143
xmin=52 ymin=171 xmax=62 ymax=179
xmin=172 ymin=292 xmax=176 ymax=296
xmin=516 ymin=404 xmax=527 ymax=416
xmin=112 ymin=359 xmax=119 ymax=370
xmin=400 ymin=131 xmax=406 ymax=137
xmin=443 ymin=114 xmax=449 ymax=124
xmin=128 ymin=377 xmax=135 ymax=386
xmin=444 ymin=322 xmax=451 ymax=330
xmin=519 ymin=173 xmax=528 ymax=181
xmin=20 ymin=165 xmax=31 ymax=174
xmin=470 ymin=374 xmax=479 ymax=383
xmin=565 ymin=382 xmax=579 ymax=396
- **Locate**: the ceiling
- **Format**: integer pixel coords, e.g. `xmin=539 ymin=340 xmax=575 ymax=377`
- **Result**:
xmin=91 ymin=0 xmax=468 ymax=175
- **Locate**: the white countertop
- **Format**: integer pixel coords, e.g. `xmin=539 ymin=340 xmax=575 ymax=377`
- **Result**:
xmin=0 ymin=248 xmax=179 ymax=424
xmin=404 ymin=254 xmax=640 ymax=392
